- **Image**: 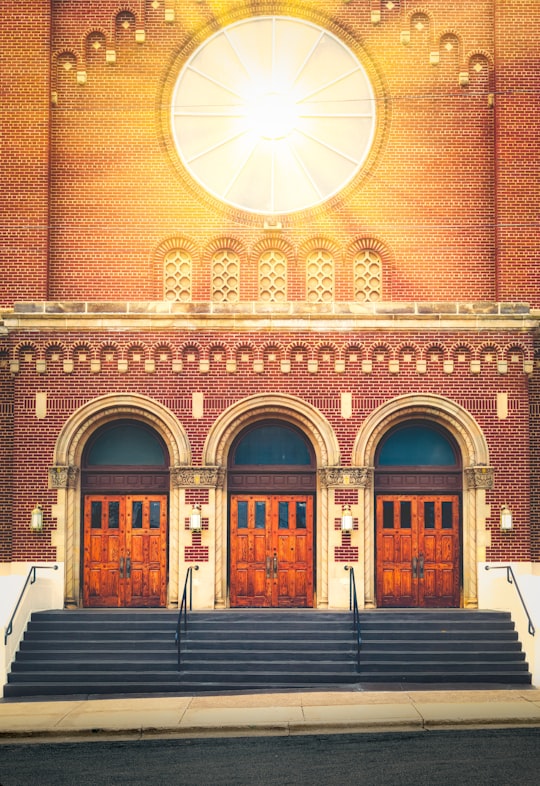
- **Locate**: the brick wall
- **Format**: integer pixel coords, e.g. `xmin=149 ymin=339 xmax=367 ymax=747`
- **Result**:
xmin=3 ymin=324 xmax=533 ymax=562
xmin=4 ymin=0 xmax=533 ymax=306
xmin=1 ymin=1 xmax=538 ymax=568
xmin=1 ymin=0 xmax=50 ymax=307
xmin=0 ymin=369 xmax=14 ymax=561
xmin=494 ymin=0 xmax=540 ymax=304
xmin=531 ymin=335 xmax=540 ymax=561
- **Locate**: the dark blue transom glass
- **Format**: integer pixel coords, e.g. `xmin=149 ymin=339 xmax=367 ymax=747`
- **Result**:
xmin=377 ymin=425 xmax=457 ymax=467
xmin=233 ymin=425 xmax=312 ymax=466
xmin=87 ymin=423 xmax=166 ymax=466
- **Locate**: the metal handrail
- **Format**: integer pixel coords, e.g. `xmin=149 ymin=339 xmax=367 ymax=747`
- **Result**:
xmin=4 ymin=564 xmax=59 ymax=645
xmin=176 ymin=565 xmax=199 ymax=669
xmin=344 ymin=565 xmax=361 ymax=671
xmin=484 ymin=564 xmax=536 ymax=636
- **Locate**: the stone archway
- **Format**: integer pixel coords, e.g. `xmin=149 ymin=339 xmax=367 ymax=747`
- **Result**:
xmin=202 ymin=393 xmax=341 ymax=608
xmin=50 ymin=394 xmax=192 ymax=607
xmin=351 ymin=394 xmax=493 ymax=609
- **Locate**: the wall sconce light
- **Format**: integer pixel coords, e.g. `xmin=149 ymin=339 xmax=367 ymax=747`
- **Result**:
xmin=341 ymin=505 xmax=353 ymax=532
xmin=500 ymin=504 xmax=513 ymax=532
xmin=189 ymin=504 xmax=202 ymax=531
xmin=30 ymin=504 xmax=44 ymax=533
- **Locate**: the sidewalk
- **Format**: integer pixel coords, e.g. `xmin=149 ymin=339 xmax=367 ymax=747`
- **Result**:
xmin=1 ymin=688 xmax=540 ymax=742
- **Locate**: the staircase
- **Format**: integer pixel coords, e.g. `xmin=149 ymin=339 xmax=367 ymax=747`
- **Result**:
xmin=358 ymin=610 xmax=532 ymax=684
xmin=3 ymin=608 xmax=532 ymax=698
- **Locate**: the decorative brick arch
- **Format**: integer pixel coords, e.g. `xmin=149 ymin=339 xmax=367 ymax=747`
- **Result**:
xmin=351 ymin=394 xmax=492 ymax=609
xmin=51 ymin=393 xmax=192 ymax=608
xmin=204 ymin=393 xmax=340 ymax=467
xmin=203 ymin=393 xmax=340 ymax=608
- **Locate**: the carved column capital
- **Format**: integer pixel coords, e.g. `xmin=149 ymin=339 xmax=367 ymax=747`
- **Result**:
xmin=318 ymin=466 xmax=373 ymax=489
xmin=170 ymin=465 xmax=226 ymax=489
xmin=464 ymin=465 xmax=494 ymax=490
xmin=49 ymin=465 xmax=79 ymax=490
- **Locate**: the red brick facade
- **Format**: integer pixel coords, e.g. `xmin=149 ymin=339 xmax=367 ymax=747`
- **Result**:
xmin=0 ymin=322 xmax=535 ymax=560
xmin=1 ymin=1 xmax=538 ymax=608
xmin=3 ymin=0 xmax=538 ymax=308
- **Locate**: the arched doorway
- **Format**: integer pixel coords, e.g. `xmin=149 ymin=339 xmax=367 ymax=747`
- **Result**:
xmin=228 ymin=421 xmax=316 ymax=607
xmin=375 ymin=421 xmax=462 ymax=608
xmin=81 ymin=420 xmax=170 ymax=607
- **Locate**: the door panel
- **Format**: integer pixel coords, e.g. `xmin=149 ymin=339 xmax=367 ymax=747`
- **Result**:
xmin=83 ymin=494 xmax=168 ymax=607
xmin=83 ymin=496 xmax=123 ymax=606
xmin=419 ymin=496 xmax=460 ymax=607
xmin=275 ymin=497 xmax=313 ymax=607
xmin=125 ymin=495 xmax=167 ymax=607
xmin=230 ymin=494 xmax=314 ymax=607
xmin=376 ymin=494 xmax=460 ymax=607
xmin=230 ymin=496 xmax=269 ymax=607
xmin=376 ymin=497 xmax=416 ymax=606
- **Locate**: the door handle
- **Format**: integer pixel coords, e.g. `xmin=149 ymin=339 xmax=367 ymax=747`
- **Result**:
xmin=266 ymin=556 xmax=271 ymax=578
xmin=273 ymin=552 xmax=278 ymax=579
xmin=119 ymin=556 xmax=124 ymax=578
xmin=412 ymin=555 xmax=417 ymax=579
xmin=418 ymin=553 xmax=424 ymax=579
xmin=126 ymin=553 xmax=131 ymax=579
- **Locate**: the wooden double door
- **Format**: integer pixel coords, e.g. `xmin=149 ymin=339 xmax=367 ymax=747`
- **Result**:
xmin=83 ymin=494 xmax=168 ymax=607
xmin=230 ymin=494 xmax=314 ymax=607
xmin=376 ymin=494 xmax=460 ymax=607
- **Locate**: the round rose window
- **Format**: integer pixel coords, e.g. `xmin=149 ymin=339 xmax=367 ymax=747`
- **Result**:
xmin=171 ymin=16 xmax=376 ymax=215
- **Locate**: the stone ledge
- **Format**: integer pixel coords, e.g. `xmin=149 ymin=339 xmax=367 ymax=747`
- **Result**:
xmin=45 ymin=302 xmax=86 ymax=314
xmin=9 ymin=301 xmax=532 ymax=317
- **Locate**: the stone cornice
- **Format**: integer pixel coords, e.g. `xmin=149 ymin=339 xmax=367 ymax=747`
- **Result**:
xmin=4 ymin=307 xmax=535 ymax=377
xmin=2 ymin=301 xmax=537 ymax=334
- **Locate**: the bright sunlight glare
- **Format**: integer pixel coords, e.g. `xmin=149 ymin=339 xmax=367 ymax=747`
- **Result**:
xmin=246 ymin=91 xmax=299 ymax=140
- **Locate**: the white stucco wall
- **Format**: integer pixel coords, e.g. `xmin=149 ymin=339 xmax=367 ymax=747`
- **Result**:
xmin=478 ymin=562 xmax=540 ymax=686
xmin=1 ymin=563 xmax=64 ymax=695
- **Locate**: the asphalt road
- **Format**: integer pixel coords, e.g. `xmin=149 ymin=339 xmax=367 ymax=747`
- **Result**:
xmin=1 ymin=728 xmax=539 ymax=786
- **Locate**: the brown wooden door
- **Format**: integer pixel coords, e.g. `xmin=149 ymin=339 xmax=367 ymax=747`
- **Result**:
xmin=230 ymin=494 xmax=314 ymax=607
xmin=83 ymin=495 xmax=124 ymax=607
xmin=83 ymin=494 xmax=168 ymax=607
xmin=376 ymin=495 xmax=460 ymax=608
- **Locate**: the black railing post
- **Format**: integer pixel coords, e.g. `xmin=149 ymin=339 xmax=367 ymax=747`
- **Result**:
xmin=4 ymin=565 xmax=59 ymax=646
xmin=344 ymin=565 xmax=362 ymax=671
xmin=176 ymin=565 xmax=199 ymax=669
xmin=484 ymin=564 xmax=536 ymax=636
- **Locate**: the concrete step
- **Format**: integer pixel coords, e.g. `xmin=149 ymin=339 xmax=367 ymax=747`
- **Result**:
xmin=4 ymin=608 xmax=532 ymax=698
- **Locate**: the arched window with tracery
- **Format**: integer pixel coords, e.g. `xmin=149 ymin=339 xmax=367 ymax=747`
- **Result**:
xmin=212 ymin=250 xmax=239 ymax=303
xmin=164 ymin=249 xmax=192 ymax=302
xmin=259 ymin=250 xmax=287 ymax=302
xmin=306 ymin=249 xmax=334 ymax=303
xmin=354 ymin=249 xmax=382 ymax=302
